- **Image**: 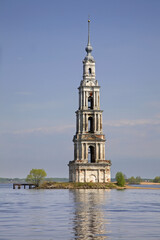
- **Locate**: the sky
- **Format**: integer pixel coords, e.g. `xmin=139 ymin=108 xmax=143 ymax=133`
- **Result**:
xmin=0 ymin=0 xmax=160 ymax=179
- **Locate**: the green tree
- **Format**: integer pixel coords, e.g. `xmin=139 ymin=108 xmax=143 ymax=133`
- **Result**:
xmin=115 ymin=172 xmax=125 ymax=187
xmin=153 ymin=176 xmax=160 ymax=183
xmin=26 ymin=169 xmax=47 ymax=187
xmin=135 ymin=176 xmax=142 ymax=183
xmin=127 ymin=176 xmax=142 ymax=184
xmin=127 ymin=176 xmax=135 ymax=184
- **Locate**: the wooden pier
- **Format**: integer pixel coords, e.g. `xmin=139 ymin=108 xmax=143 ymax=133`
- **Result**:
xmin=13 ymin=183 xmax=36 ymax=189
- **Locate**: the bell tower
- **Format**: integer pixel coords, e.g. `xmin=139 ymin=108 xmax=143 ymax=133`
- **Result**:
xmin=68 ymin=20 xmax=111 ymax=182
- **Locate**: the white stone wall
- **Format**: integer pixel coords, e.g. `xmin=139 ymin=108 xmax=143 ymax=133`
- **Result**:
xmin=69 ymin=163 xmax=111 ymax=183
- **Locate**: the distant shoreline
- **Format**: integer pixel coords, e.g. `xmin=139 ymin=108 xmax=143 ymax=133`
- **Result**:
xmin=140 ymin=182 xmax=160 ymax=185
xmin=126 ymin=186 xmax=160 ymax=190
xmin=125 ymin=182 xmax=160 ymax=190
xmin=2 ymin=179 xmax=160 ymax=190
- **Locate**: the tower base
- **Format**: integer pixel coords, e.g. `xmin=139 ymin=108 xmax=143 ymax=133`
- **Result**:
xmin=68 ymin=161 xmax=111 ymax=183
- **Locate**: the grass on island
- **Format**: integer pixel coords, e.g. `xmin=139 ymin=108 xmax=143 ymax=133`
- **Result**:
xmin=38 ymin=181 xmax=123 ymax=189
xmin=37 ymin=181 xmax=160 ymax=190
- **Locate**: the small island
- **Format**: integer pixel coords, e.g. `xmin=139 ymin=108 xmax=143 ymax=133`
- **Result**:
xmin=10 ymin=169 xmax=160 ymax=190
xmin=38 ymin=181 xmax=124 ymax=189
xmin=37 ymin=181 xmax=160 ymax=190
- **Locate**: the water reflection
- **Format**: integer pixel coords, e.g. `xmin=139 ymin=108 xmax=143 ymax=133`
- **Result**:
xmin=70 ymin=189 xmax=111 ymax=239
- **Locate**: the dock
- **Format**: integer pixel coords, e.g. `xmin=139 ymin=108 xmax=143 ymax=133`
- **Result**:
xmin=13 ymin=183 xmax=36 ymax=189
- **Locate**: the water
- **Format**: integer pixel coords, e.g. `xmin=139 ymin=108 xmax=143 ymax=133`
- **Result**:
xmin=0 ymin=184 xmax=160 ymax=239
xmin=129 ymin=184 xmax=160 ymax=188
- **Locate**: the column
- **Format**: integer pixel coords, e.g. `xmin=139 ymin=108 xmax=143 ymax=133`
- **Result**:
xmin=81 ymin=143 xmax=84 ymax=160
xmin=76 ymin=114 xmax=78 ymax=133
xmin=94 ymin=113 xmax=96 ymax=132
xmin=80 ymin=113 xmax=83 ymax=133
xmin=86 ymin=91 xmax=88 ymax=108
xmin=82 ymin=143 xmax=84 ymax=159
xmin=79 ymin=144 xmax=82 ymax=160
xmin=93 ymin=91 xmax=95 ymax=108
xmin=98 ymin=170 xmax=100 ymax=182
xmin=77 ymin=143 xmax=79 ymax=160
xmin=83 ymin=143 xmax=86 ymax=160
xmin=84 ymin=143 xmax=86 ymax=160
xmin=83 ymin=91 xmax=85 ymax=107
xmin=78 ymin=112 xmax=80 ymax=133
xmin=95 ymin=91 xmax=97 ymax=107
xmin=76 ymin=170 xmax=78 ymax=182
xmin=83 ymin=114 xmax=85 ymax=132
xmin=80 ymin=91 xmax=82 ymax=109
xmin=100 ymin=114 xmax=102 ymax=131
xmin=98 ymin=114 xmax=100 ymax=132
xmin=103 ymin=143 xmax=105 ymax=160
xmin=96 ymin=114 xmax=98 ymax=131
xmin=100 ymin=144 xmax=102 ymax=160
xmin=95 ymin=143 xmax=97 ymax=160
xmin=86 ymin=114 xmax=88 ymax=132
xmin=84 ymin=169 xmax=86 ymax=182
xmin=98 ymin=92 xmax=100 ymax=108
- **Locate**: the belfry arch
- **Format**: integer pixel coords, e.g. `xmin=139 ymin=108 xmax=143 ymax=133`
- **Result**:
xmin=88 ymin=116 xmax=93 ymax=132
xmin=88 ymin=146 xmax=95 ymax=163
xmin=88 ymin=96 xmax=93 ymax=109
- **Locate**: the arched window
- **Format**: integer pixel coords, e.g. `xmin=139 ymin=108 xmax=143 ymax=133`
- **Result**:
xmin=88 ymin=96 xmax=93 ymax=109
xmin=89 ymin=68 xmax=92 ymax=74
xmin=88 ymin=117 xmax=93 ymax=132
xmin=88 ymin=146 xmax=95 ymax=163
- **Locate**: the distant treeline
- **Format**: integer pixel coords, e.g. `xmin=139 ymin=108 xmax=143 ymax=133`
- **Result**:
xmin=125 ymin=176 xmax=155 ymax=184
xmin=126 ymin=176 xmax=160 ymax=184
xmin=112 ymin=177 xmax=154 ymax=184
xmin=0 ymin=177 xmax=156 ymax=184
xmin=0 ymin=177 xmax=69 ymax=184
xmin=153 ymin=176 xmax=160 ymax=183
xmin=126 ymin=176 xmax=143 ymax=184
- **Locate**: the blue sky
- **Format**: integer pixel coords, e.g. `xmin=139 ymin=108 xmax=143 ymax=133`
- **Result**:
xmin=0 ymin=0 xmax=160 ymax=178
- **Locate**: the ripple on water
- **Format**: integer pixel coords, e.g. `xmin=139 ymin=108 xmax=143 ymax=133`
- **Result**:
xmin=0 ymin=186 xmax=160 ymax=239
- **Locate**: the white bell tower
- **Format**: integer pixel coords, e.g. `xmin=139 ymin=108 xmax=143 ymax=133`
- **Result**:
xmin=68 ymin=20 xmax=111 ymax=182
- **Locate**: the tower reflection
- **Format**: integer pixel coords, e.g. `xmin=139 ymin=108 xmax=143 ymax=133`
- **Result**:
xmin=70 ymin=189 xmax=110 ymax=240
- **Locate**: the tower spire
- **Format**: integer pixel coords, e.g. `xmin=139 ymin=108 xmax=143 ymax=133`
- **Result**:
xmin=85 ymin=18 xmax=94 ymax=62
xmin=88 ymin=18 xmax=90 ymax=46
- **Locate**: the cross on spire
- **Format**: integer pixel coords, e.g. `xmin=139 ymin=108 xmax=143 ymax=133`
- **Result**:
xmin=88 ymin=18 xmax=91 ymax=46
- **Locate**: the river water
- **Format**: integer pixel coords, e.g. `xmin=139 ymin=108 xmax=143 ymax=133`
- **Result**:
xmin=0 ymin=184 xmax=160 ymax=240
